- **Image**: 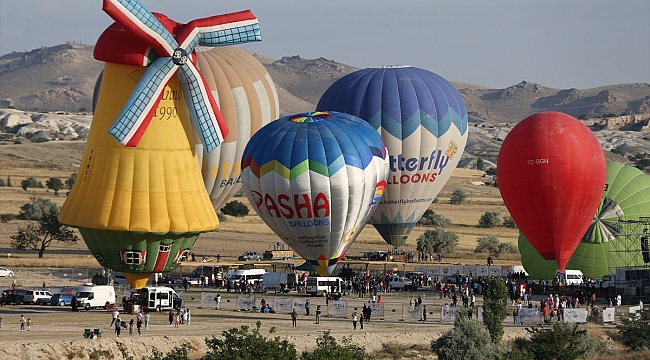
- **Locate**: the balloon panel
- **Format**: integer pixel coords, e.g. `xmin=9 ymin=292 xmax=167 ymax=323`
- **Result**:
xmin=317 ymin=67 xmax=468 ymax=246
xmin=519 ymin=162 xmax=649 ymax=279
xmin=497 ymin=112 xmax=606 ymax=270
xmin=242 ymin=112 xmax=389 ymax=275
xmin=195 ymin=46 xmax=279 ymax=211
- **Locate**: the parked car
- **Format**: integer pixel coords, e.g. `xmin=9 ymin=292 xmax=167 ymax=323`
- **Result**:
xmin=0 ymin=267 xmax=15 ymax=277
xmin=165 ymin=277 xmax=190 ymax=288
xmin=50 ymin=293 xmax=75 ymax=306
xmin=387 ymin=276 xmax=413 ymax=291
xmin=113 ymin=274 xmax=129 ymax=285
xmin=23 ymin=290 xmax=52 ymax=304
xmin=238 ymin=251 xmax=262 ymax=261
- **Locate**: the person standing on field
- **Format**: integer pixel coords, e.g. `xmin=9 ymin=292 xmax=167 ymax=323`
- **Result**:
xmin=352 ymin=311 xmax=358 ymax=330
xmin=291 ymin=309 xmax=297 ymax=327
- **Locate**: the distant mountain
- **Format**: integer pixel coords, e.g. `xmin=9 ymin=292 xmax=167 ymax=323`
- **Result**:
xmin=2 ymin=43 xmax=650 ymax=121
xmin=0 ymin=44 xmax=649 ymax=172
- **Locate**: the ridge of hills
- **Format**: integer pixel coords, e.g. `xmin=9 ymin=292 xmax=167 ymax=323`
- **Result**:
xmin=0 ymin=43 xmax=649 ymax=172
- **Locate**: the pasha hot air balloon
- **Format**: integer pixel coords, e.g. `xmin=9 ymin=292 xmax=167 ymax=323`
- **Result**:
xmin=519 ymin=161 xmax=650 ymax=280
xmin=59 ymin=0 xmax=261 ymax=289
xmin=241 ymin=111 xmax=389 ymax=275
xmin=497 ymin=111 xmax=607 ymax=272
xmin=194 ymin=46 xmax=279 ymax=211
xmin=317 ymin=66 xmax=468 ymax=247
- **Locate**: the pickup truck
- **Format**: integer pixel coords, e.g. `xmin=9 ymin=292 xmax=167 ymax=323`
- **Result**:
xmin=387 ymin=276 xmax=413 ymax=291
xmin=238 ymin=251 xmax=262 ymax=261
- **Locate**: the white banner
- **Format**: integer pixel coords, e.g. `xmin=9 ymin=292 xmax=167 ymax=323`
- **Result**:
xmin=451 ymin=266 xmax=464 ymax=276
xmin=402 ymin=303 xmax=422 ymax=319
xmin=476 ymin=266 xmax=489 ymax=276
xmin=292 ymin=298 xmax=306 ymax=313
xmin=414 ymin=266 xmax=427 ymax=273
xmin=439 ymin=266 xmax=452 ymax=276
xmin=463 ymin=265 xmax=477 ymax=277
xmin=602 ymin=307 xmax=616 ymax=323
xmin=200 ymin=292 xmax=219 ymax=308
xmin=237 ymin=295 xmax=255 ymax=311
xmin=518 ymin=308 xmax=540 ymax=324
xmin=426 ymin=266 xmax=440 ymax=277
xmin=563 ymin=308 xmax=587 ymax=323
xmin=328 ymin=300 xmax=347 ymax=316
xmin=629 ymin=305 xmax=641 ymax=320
xmin=488 ymin=266 xmax=501 ymax=277
xmin=441 ymin=306 xmax=461 ymax=322
xmin=368 ymin=302 xmax=384 ymax=317
xmin=273 ymin=297 xmax=293 ymax=312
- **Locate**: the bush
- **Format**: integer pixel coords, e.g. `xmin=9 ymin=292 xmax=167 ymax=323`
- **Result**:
xmin=431 ymin=316 xmax=500 ymax=360
xmin=449 ymin=189 xmax=467 ymax=205
xmin=417 ymin=209 xmax=451 ymax=227
xmin=478 ymin=211 xmax=501 ymax=228
xmin=220 ymin=200 xmax=249 ymax=217
xmin=474 ymin=235 xmax=500 ymax=254
xmin=416 ymin=228 xmax=458 ymax=254
xmin=300 ymin=331 xmax=374 ymax=360
xmin=20 ymin=176 xmax=43 ymax=191
xmin=485 ymin=167 xmax=497 ymax=176
xmin=498 ymin=242 xmax=518 ymax=254
xmin=203 ymin=321 xmax=296 ymax=360
xmin=217 ymin=212 xmax=228 ymax=222
xmin=0 ymin=178 xmax=6 ymax=186
xmin=616 ymin=307 xmax=650 ymax=350
xmin=65 ymin=173 xmax=76 ymax=189
xmin=525 ymin=322 xmax=616 ymax=360
xmin=45 ymin=177 xmax=64 ymax=195
xmin=19 ymin=198 xmax=58 ymax=220
xmin=502 ymin=216 xmax=518 ymax=228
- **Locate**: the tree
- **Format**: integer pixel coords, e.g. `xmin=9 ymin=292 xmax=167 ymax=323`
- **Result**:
xmin=417 ymin=209 xmax=451 ymax=227
xmin=220 ymin=200 xmax=250 ymax=217
xmin=474 ymin=235 xmax=500 ymax=254
xmin=616 ymin=307 xmax=650 ymax=351
xmin=526 ymin=323 xmax=591 ymax=360
xmin=45 ymin=177 xmax=64 ymax=195
xmin=11 ymin=202 xmax=79 ymax=258
xmin=7 ymin=175 xmax=12 ymax=187
xmin=478 ymin=211 xmax=501 ymax=228
xmin=203 ymin=321 xmax=296 ymax=360
xmin=416 ymin=228 xmax=458 ymax=254
xmin=431 ymin=316 xmax=500 ymax=360
xmin=301 ymin=331 xmax=374 ymax=360
xmin=21 ymin=176 xmax=43 ymax=191
xmin=449 ymin=189 xmax=467 ymax=205
xmin=482 ymin=276 xmax=508 ymax=344
xmin=20 ymin=198 xmax=59 ymax=220
xmin=65 ymin=173 xmax=77 ymax=189
xmin=0 ymin=178 xmax=6 ymax=186
xmin=502 ymin=216 xmax=518 ymax=228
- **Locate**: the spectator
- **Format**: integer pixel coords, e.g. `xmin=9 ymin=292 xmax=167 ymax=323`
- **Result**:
xmin=291 ymin=309 xmax=297 ymax=327
xmin=315 ymin=305 xmax=321 ymax=324
xmin=352 ymin=311 xmax=358 ymax=330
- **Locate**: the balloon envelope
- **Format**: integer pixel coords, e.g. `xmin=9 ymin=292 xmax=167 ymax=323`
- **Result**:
xmin=497 ymin=111 xmax=606 ymax=271
xmin=194 ymin=46 xmax=279 ymax=211
xmin=241 ymin=111 xmax=389 ymax=275
xmin=317 ymin=66 xmax=468 ymax=246
xmin=519 ymin=161 xmax=650 ymax=280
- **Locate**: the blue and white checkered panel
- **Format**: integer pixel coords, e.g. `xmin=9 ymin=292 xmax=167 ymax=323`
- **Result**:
xmin=200 ymin=24 xmax=261 ymax=46
xmin=109 ymin=58 xmax=175 ymax=142
xmin=179 ymin=65 xmax=221 ymax=152
xmin=113 ymin=0 xmax=178 ymax=50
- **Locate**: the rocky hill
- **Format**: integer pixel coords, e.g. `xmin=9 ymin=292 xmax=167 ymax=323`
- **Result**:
xmin=0 ymin=44 xmax=649 ymax=172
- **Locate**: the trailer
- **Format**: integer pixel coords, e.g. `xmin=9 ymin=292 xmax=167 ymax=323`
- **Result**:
xmin=263 ymin=242 xmax=295 ymax=260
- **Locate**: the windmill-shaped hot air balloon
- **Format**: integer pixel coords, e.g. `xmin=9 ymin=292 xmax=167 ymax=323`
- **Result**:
xmin=59 ymin=0 xmax=262 ymax=289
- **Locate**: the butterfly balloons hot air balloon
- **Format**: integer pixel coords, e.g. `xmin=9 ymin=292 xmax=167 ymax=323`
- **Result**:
xmin=317 ymin=66 xmax=468 ymax=247
xmin=519 ymin=161 xmax=650 ymax=280
xmin=59 ymin=0 xmax=262 ymax=289
xmin=497 ymin=111 xmax=607 ymax=272
xmin=241 ymin=111 xmax=389 ymax=276
xmin=194 ymin=46 xmax=279 ymax=211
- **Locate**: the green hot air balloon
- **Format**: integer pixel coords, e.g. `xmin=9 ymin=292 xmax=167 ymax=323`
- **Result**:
xmin=519 ymin=162 xmax=650 ymax=280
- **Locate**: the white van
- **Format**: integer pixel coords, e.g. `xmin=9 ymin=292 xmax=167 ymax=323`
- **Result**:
xmin=306 ymin=276 xmax=344 ymax=297
xmin=261 ymin=272 xmax=298 ymax=292
xmin=554 ymin=269 xmax=584 ymax=286
xmin=76 ymin=285 xmax=116 ymax=310
xmin=135 ymin=286 xmax=181 ymax=311
xmin=229 ymin=269 xmax=266 ymax=285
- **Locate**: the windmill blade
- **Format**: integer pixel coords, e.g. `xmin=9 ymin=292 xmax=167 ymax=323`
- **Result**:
xmin=182 ymin=10 xmax=261 ymax=48
xmin=108 ymin=57 xmax=178 ymax=146
xmin=178 ymin=61 xmax=227 ymax=153
xmin=103 ymin=0 xmax=177 ymax=56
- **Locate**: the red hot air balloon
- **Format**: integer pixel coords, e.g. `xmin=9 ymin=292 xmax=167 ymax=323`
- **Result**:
xmin=497 ymin=112 xmax=606 ymax=271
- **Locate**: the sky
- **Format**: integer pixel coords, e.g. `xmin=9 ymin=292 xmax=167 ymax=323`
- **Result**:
xmin=1 ymin=0 xmax=648 ymax=90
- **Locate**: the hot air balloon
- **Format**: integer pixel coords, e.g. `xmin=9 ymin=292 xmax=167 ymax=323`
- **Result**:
xmin=316 ymin=66 xmax=468 ymax=247
xmin=497 ymin=111 xmax=607 ymax=272
xmin=59 ymin=0 xmax=262 ymax=289
xmin=194 ymin=46 xmax=279 ymax=211
xmin=241 ymin=111 xmax=389 ymax=275
xmin=519 ymin=161 xmax=650 ymax=280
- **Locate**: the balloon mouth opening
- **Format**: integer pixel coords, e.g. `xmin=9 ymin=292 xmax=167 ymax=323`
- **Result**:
xmin=122 ymin=273 xmax=151 ymax=290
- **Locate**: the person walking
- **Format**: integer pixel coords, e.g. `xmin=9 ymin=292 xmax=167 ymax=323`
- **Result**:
xmin=186 ymin=308 xmax=191 ymax=325
xmin=315 ymin=305 xmax=321 ymax=324
xmin=168 ymin=309 xmax=174 ymax=325
xmin=144 ymin=311 xmax=150 ymax=330
xmin=136 ymin=316 xmax=142 ymax=336
xmin=352 ymin=311 xmax=358 ymax=330
xmin=423 ymin=305 xmax=427 ymax=321
xmin=305 ymin=298 xmax=310 ymax=316
xmin=110 ymin=309 xmax=119 ymax=328
xmin=215 ymin=293 xmax=221 ymax=310
xmin=27 ymin=318 xmax=31 ymax=331
xmin=129 ymin=318 xmax=134 ymax=337
xmin=114 ymin=316 xmax=122 ymax=337
xmin=20 ymin=314 xmax=26 ymax=331
xmin=291 ymin=309 xmax=297 ymax=327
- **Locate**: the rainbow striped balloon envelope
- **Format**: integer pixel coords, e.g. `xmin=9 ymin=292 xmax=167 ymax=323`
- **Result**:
xmin=241 ymin=111 xmax=389 ymax=275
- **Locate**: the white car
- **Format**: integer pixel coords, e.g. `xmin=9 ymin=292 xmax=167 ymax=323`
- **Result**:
xmin=0 ymin=267 xmax=14 ymax=277
xmin=387 ymin=276 xmax=413 ymax=291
